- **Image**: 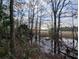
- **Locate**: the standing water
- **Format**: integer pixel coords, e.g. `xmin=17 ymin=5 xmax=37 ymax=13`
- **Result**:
xmin=37 ymin=37 xmax=78 ymax=58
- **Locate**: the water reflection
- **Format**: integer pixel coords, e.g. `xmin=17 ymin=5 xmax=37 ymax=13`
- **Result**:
xmin=37 ymin=37 xmax=78 ymax=55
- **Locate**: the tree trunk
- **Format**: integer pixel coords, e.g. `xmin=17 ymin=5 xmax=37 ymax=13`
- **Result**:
xmin=0 ymin=0 xmax=2 ymax=46
xmin=10 ymin=0 xmax=15 ymax=59
xmin=57 ymin=13 xmax=61 ymax=54
xmin=35 ymin=6 xmax=38 ymax=43
xmin=35 ymin=18 xmax=38 ymax=42
xmin=54 ymin=12 xmax=57 ymax=54
xmin=51 ymin=11 xmax=54 ymax=53
xmin=71 ymin=7 xmax=75 ymax=56
xmin=30 ymin=7 xmax=34 ymax=45
xmin=39 ymin=16 xmax=42 ymax=44
xmin=28 ymin=7 xmax=31 ymax=28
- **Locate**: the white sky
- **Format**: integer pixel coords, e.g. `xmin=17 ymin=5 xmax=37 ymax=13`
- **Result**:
xmin=3 ymin=0 xmax=78 ymax=30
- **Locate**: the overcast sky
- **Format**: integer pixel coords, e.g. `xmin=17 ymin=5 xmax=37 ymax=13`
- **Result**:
xmin=3 ymin=0 xmax=78 ymax=29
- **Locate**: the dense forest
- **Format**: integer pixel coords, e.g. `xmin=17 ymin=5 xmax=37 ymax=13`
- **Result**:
xmin=0 ymin=0 xmax=78 ymax=59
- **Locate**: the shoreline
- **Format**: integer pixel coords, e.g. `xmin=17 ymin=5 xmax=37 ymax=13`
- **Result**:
xmin=38 ymin=31 xmax=78 ymax=39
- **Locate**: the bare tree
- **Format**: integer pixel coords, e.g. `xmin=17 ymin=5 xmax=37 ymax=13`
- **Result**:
xmin=50 ymin=0 xmax=70 ymax=54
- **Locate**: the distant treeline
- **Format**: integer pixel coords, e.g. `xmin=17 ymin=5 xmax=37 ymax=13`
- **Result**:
xmin=60 ymin=26 xmax=78 ymax=31
xmin=49 ymin=26 xmax=78 ymax=32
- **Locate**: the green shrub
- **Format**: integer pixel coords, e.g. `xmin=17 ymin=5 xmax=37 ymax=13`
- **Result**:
xmin=0 ymin=47 xmax=7 ymax=57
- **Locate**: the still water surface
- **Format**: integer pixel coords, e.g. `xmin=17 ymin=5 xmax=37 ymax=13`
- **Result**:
xmin=36 ymin=37 xmax=77 ymax=54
